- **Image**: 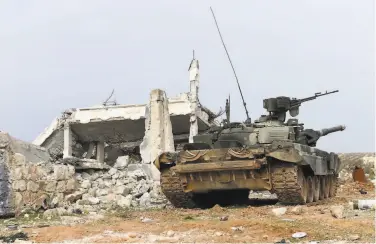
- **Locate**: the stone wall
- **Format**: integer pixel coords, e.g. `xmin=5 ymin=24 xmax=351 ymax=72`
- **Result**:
xmin=0 ymin=132 xmax=76 ymax=217
xmin=0 ymin=131 xmax=168 ymax=218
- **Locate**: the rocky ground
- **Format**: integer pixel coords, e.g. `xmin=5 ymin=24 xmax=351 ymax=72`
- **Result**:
xmin=0 ymin=181 xmax=375 ymax=244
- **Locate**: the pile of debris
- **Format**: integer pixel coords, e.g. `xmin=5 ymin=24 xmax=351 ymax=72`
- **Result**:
xmin=66 ymin=156 xmax=169 ymax=213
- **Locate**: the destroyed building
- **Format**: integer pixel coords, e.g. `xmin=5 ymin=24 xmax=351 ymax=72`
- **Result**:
xmin=0 ymin=57 xmax=220 ymax=217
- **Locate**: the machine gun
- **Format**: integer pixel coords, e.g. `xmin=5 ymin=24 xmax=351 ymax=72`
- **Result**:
xmin=262 ymin=90 xmax=339 ymax=122
xmin=297 ymin=125 xmax=346 ymax=147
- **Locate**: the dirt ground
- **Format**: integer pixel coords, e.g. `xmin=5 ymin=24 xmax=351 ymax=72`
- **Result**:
xmin=1 ymin=181 xmax=375 ymax=243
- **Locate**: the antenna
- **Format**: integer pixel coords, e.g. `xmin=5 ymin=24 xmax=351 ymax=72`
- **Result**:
xmin=210 ymin=6 xmax=251 ymax=123
xmin=103 ymin=89 xmax=117 ymax=106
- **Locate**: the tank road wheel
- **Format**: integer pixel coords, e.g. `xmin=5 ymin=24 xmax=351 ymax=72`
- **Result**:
xmin=319 ymin=176 xmax=326 ymax=200
xmin=313 ymin=176 xmax=320 ymax=202
xmin=306 ymin=176 xmax=314 ymax=203
xmin=320 ymin=176 xmax=330 ymax=199
xmin=297 ymin=167 xmax=308 ymax=204
xmin=328 ymin=175 xmax=338 ymax=197
xmin=160 ymin=168 xmax=214 ymax=209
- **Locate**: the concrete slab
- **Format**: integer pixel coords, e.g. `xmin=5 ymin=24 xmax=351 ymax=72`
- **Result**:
xmin=32 ymin=57 xmax=219 ymax=167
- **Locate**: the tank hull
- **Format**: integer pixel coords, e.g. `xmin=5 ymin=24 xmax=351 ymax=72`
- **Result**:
xmin=154 ymin=142 xmax=341 ymax=208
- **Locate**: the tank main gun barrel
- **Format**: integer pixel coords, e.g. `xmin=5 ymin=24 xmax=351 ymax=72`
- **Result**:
xmin=319 ymin=125 xmax=346 ymax=136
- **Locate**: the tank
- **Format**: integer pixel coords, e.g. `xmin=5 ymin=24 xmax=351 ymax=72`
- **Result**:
xmin=153 ymin=90 xmax=346 ymax=208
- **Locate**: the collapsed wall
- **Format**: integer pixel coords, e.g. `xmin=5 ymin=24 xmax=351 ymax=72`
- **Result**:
xmin=0 ymin=132 xmax=75 ymax=217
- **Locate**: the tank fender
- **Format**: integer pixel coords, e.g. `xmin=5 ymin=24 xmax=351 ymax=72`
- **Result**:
xmin=153 ymin=152 xmax=178 ymax=171
xmin=267 ymin=148 xmax=303 ymax=163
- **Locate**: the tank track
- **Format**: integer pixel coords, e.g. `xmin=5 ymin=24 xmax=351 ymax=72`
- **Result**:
xmin=160 ymin=168 xmax=198 ymax=208
xmin=270 ymin=161 xmax=307 ymax=204
xmin=270 ymin=161 xmax=338 ymax=204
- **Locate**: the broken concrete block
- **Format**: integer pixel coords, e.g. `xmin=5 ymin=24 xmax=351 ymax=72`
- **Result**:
xmin=117 ymin=195 xmax=133 ymax=208
xmin=81 ymin=180 xmax=91 ymax=189
xmin=114 ymin=156 xmax=130 ymax=169
xmin=330 ymin=205 xmax=345 ymax=219
xmin=53 ymin=165 xmax=67 ymax=180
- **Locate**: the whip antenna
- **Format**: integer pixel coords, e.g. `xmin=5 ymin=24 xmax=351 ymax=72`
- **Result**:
xmin=210 ymin=6 xmax=251 ymax=123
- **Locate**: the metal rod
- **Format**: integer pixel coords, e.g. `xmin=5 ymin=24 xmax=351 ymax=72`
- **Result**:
xmin=210 ymin=6 xmax=250 ymax=122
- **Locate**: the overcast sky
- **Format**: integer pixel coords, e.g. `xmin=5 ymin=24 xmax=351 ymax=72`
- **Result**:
xmin=0 ymin=0 xmax=374 ymax=153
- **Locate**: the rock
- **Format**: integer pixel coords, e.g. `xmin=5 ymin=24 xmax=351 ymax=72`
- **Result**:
xmin=330 ymin=205 xmax=345 ymax=219
xmin=128 ymin=169 xmax=147 ymax=181
xmin=26 ymin=181 xmax=39 ymax=192
xmin=13 ymin=180 xmax=27 ymax=191
xmin=87 ymin=197 xmax=100 ymax=205
xmin=272 ymin=207 xmax=287 ymax=216
xmin=56 ymin=181 xmax=66 ymax=192
xmin=66 ymin=179 xmax=76 ymax=191
xmin=108 ymin=168 xmax=117 ymax=176
xmin=65 ymin=192 xmax=83 ymax=203
xmin=112 ymin=172 xmax=120 ymax=179
xmin=114 ymin=156 xmax=130 ymax=169
xmin=44 ymin=181 xmax=57 ymax=192
xmin=292 ymin=232 xmax=307 ymax=239
xmin=139 ymin=193 xmax=151 ymax=207
xmin=166 ymin=230 xmax=175 ymax=237
xmin=56 ymin=207 xmax=68 ymax=216
xmin=96 ymin=189 xmax=109 ymax=196
xmin=114 ymin=186 xmax=131 ymax=196
xmin=13 ymin=168 xmax=23 ymax=180
xmin=220 ymin=216 xmax=229 ymax=221
xmin=53 ymin=165 xmax=67 ymax=180
xmin=81 ymin=172 xmax=91 ymax=180
xmin=231 ymin=226 xmax=244 ymax=232
xmin=77 ymin=197 xmax=100 ymax=205
xmin=141 ymin=217 xmax=153 ymax=223
xmin=103 ymin=179 xmax=113 ymax=187
xmin=117 ymin=195 xmax=133 ymax=208
xmin=263 ymin=235 xmax=269 ymax=240
xmin=291 ymin=206 xmax=304 ymax=215
xmin=102 ymin=174 xmax=112 ymax=180
xmin=214 ymin=231 xmax=223 ymax=236
xmin=132 ymin=179 xmax=150 ymax=197
xmin=349 ymin=234 xmax=360 ymax=241
xmin=43 ymin=209 xmax=59 ymax=219
xmin=81 ymin=180 xmax=91 ymax=189
xmin=90 ymin=172 xmax=100 ymax=181
xmin=51 ymin=193 xmax=64 ymax=207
